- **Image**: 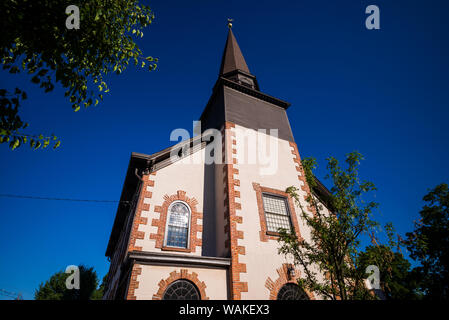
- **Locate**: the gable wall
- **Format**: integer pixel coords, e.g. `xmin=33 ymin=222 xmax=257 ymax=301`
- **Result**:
xmin=228 ymin=123 xmax=325 ymax=299
xmin=127 ymin=145 xmax=231 ymax=261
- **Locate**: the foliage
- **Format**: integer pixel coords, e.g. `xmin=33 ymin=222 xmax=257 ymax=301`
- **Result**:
xmin=0 ymin=0 xmax=157 ymax=150
xmin=404 ymin=183 xmax=449 ymax=299
xmin=279 ymin=152 xmax=379 ymax=300
xmin=90 ymin=273 xmax=108 ymax=300
xmin=357 ymin=223 xmax=421 ymax=299
xmin=34 ymin=265 xmax=101 ymax=300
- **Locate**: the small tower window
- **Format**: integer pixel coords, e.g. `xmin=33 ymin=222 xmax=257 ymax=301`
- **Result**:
xmin=164 ymin=201 xmax=191 ymax=248
xmin=262 ymin=194 xmax=292 ymax=233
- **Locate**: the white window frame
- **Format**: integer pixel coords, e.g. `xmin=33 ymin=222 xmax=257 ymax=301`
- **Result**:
xmin=261 ymin=193 xmax=293 ymax=233
xmin=163 ymin=200 xmax=192 ymax=249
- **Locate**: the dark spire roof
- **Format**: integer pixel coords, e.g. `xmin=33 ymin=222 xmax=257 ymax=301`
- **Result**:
xmin=219 ymin=28 xmax=251 ymax=76
xmin=218 ymin=27 xmax=259 ymax=91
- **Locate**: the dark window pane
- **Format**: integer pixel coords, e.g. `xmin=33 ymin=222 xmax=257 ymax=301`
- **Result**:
xmin=163 ymin=280 xmax=200 ymax=300
xmin=165 ymin=202 xmax=190 ymax=248
xmin=277 ymin=283 xmax=309 ymax=300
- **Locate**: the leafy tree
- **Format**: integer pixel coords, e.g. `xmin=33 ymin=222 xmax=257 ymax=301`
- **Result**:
xmin=404 ymin=183 xmax=449 ymax=299
xmin=279 ymin=152 xmax=379 ymax=300
xmin=1 ymin=0 xmax=157 ymax=150
xmin=91 ymin=273 xmax=108 ymax=300
xmin=357 ymin=223 xmax=420 ymax=299
xmin=357 ymin=245 xmax=419 ymax=299
xmin=35 ymin=265 xmax=99 ymax=300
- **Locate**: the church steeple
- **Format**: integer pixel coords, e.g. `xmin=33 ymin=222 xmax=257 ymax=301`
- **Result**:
xmin=219 ymin=28 xmax=250 ymax=75
xmin=199 ymin=23 xmax=291 ymax=140
xmin=218 ymin=23 xmax=259 ymax=90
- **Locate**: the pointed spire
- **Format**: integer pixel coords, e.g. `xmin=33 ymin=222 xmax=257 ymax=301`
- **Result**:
xmin=219 ymin=27 xmax=251 ymax=76
xmin=217 ymin=21 xmax=259 ymax=91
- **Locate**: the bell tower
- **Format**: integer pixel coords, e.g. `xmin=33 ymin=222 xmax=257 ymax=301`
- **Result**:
xmin=197 ymin=24 xmax=315 ymax=300
xmin=104 ymin=23 xmax=325 ymax=301
xmin=200 ymin=25 xmax=294 ymax=142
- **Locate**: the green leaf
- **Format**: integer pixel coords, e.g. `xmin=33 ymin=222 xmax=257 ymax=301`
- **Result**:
xmin=10 ymin=139 xmax=20 ymax=150
xmin=1 ymin=1 xmax=156 ymax=152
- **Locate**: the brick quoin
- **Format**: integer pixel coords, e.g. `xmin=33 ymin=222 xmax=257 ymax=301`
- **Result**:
xmin=128 ymin=172 xmax=156 ymax=252
xmin=152 ymin=269 xmax=209 ymax=300
xmin=126 ymin=264 xmax=142 ymax=300
xmin=289 ymin=142 xmax=318 ymax=217
xmin=150 ymin=190 xmax=203 ymax=253
xmin=125 ymin=172 xmax=156 ymax=300
xmin=223 ymin=121 xmax=247 ymax=300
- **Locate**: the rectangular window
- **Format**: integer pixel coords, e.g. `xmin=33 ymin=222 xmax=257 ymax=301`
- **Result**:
xmin=262 ymin=193 xmax=292 ymax=233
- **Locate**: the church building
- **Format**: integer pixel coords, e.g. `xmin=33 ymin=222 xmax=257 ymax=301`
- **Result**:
xmin=103 ymin=25 xmax=330 ymax=300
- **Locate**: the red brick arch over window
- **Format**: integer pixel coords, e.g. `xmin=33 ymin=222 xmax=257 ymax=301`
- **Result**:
xmin=150 ymin=190 xmax=203 ymax=253
xmin=265 ymin=264 xmax=315 ymax=300
xmin=152 ymin=269 xmax=209 ymax=300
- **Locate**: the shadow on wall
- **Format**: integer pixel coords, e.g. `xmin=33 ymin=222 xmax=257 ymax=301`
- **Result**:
xmin=202 ymin=161 xmax=217 ymax=257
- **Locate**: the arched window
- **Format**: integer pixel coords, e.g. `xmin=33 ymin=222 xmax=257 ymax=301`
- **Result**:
xmin=277 ymin=283 xmax=309 ymax=300
xmin=164 ymin=201 xmax=191 ymax=248
xmin=162 ymin=280 xmax=200 ymax=300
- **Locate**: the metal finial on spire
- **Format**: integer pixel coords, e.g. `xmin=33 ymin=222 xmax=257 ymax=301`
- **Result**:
xmin=227 ymin=18 xmax=233 ymax=29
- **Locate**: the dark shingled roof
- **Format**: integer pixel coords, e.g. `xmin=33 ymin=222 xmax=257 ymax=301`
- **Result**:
xmin=219 ymin=28 xmax=251 ymax=75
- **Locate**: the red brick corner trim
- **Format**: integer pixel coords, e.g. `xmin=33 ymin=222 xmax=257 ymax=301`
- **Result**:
xmin=152 ymin=269 xmax=209 ymax=300
xmin=223 ymin=121 xmax=247 ymax=300
xmin=128 ymin=172 xmax=156 ymax=252
xmin=253 ymin=183 xmax=303 ymax=242
xmin=150 ymin=190 xmax=203 ymax=253
xmin=289 ymin=142 xmax=317 ymax=217
xmin=265 ymin=264 xmax=315 ymax=300
xmin=126 ymin=263 xmax=142 ymax=300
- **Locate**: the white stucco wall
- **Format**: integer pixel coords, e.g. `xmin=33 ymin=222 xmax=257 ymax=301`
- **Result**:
xmin=136 ymin=148 xmax=209 ymax=255
xmin=231 ymin=124 xmax=325 ymax=299
xmin=215 ymin=161 xmax=228 ymax=258
xmin=125 ymin=123 xmax=327 ymax=300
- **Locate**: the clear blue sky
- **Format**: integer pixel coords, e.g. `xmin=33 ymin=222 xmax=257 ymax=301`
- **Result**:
xmin=1 ymin=0 xmax=448 ymax=299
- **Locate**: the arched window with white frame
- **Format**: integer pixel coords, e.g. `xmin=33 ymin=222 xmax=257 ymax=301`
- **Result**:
xmin=164 ymin=201 xmax=191 ymax=248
